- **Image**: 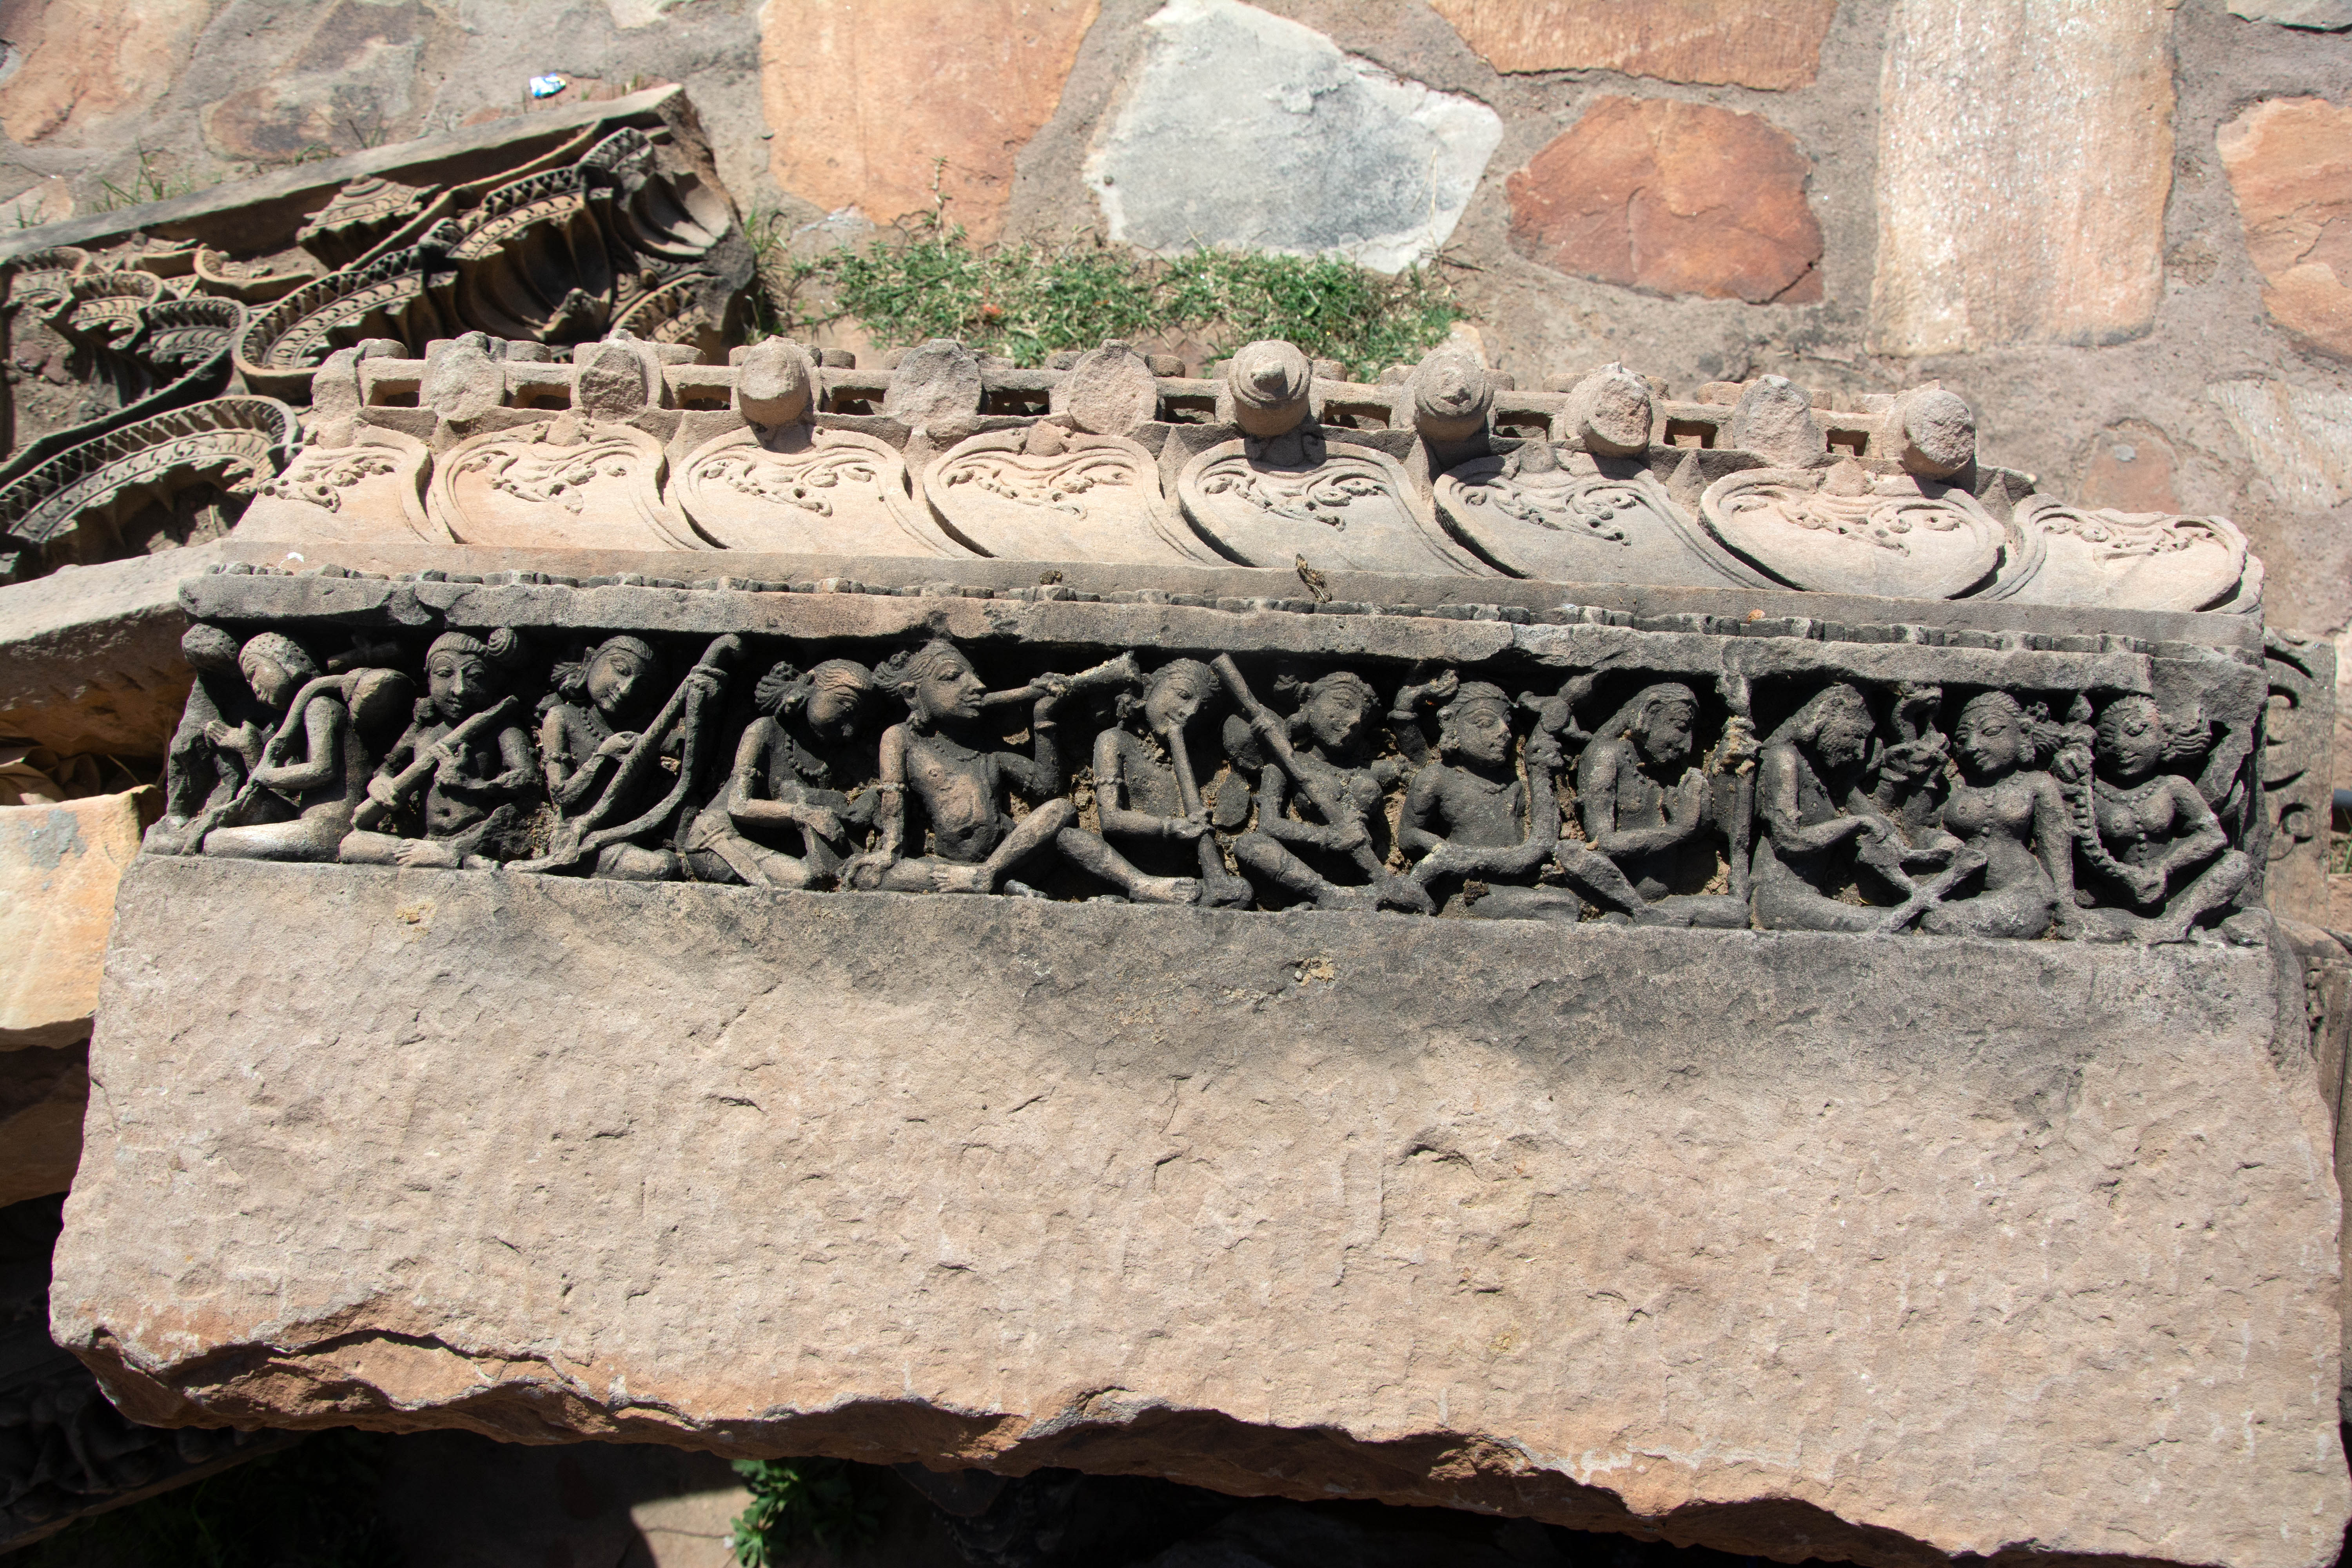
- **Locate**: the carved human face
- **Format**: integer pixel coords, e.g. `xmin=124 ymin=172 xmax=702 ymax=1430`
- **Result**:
xmin=804 ymin=682 xmax=869 ymax=743
xmin=245 ymin=657 xmax=299 ymax=710
xmin=1450 ymin=698 xmax=1512 ymax=768
xmin=1815 ymin=698 xmax=1874 ymax=771
xmin=586 ymin=645 xmax=651 ymax=719
xmin=429 ymin=650 xmax=495 ymax=717
xmin=1301 ymin=684 xmax=1368 ymax=754
xmin=914 ymin=651 xmax=985 ymax=724
xmin=2096 ymin=698 xmax=2164 ymax=783
xmin=1956 ymin=701 xmax=2024 ymax=777
xmin=1635 ymin=699 xmax=1696 ymax=768
xmin=1144 ymin=668 xmax=1207 ymax=734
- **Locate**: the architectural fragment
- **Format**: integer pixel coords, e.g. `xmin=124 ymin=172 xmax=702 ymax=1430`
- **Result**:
xmin=0 ymin=788 xmax=150 ymax=1048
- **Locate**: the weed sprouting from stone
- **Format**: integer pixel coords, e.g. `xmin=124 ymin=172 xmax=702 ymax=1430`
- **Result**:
xmin=727 ymin=1457 xmax=881 ymax=1564
xmin=751 ymin=211 xmax=1465 ymax=381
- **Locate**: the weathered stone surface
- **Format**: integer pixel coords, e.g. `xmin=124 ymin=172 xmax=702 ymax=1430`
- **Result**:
xmin=0 ymin=0 xmax=210 ymax=145
xmin=759 ymin=0 xmax=1100 ymax=241
xmin=0 ymin=789 xmax=149 ymax=1049
xmin=2228 ymin=0 xmax=2352 ymax=29
xmin=1429 ymin=0 xmax=1838 ymax=90
xmin=0 ymin=1042 xmax=86 ymax=1206
xmin=1871 ymin=0 xmax=2174 ymax=355
xmin=2219 ymin=98 xmax=2352 ymax=361
xmin=2209 ymin=378 xmax=2352 ymax=512
xmin=0 ymin=545 xmax=221 ymax=756
xmin=1087 ymin=0 xmax=1502 ymax=274
xmin=2076 ymin=420 xmax=2183 ymax=514
xmin=58 ymin=858 xmax=2350 ymax=1568
xmin=1506 ymin=99 xmax=1822 ymax=306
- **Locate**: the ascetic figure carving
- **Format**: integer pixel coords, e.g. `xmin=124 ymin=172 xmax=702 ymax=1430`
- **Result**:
xmin=2069 ymin=693 xmax=2249 ymax=943
xmin=338 ymin=630 xmax=538 ymax=868
xmin=1575 ymin=683 xmax=1749 ymax=928
xmin=681 ymin=657 xmax=880 ymax=890
xmin=1749 ymin=683 xmax=1912 ymax=932
xmin=1083 ymin=658 xmax=1254 ymax=907
xmin=198 ymin=633 xmax=405 ymax=862
xmin=1919 ymin=691 xmax=2077 ymax=939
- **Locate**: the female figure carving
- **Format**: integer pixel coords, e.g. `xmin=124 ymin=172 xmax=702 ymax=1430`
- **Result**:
xmin=1575 ymin=682 xmax=1749 ymax=928
xmin=537 ymin=635 xmax=729 ymax=880
xmin=681 ymin=657 xmax=880 ymax=890
xmin=1079 ymin=658 xmax=1252 ymax=907
xmin=1920 ymin=690 xmax=2076 ymax=938
xmin=2070 ymin=693 xmax=2248 ymax=942
xmin=339 ymin=629 xmax=538 ymax=868
xmin=200 ymin=633 xmax=400 ymax=862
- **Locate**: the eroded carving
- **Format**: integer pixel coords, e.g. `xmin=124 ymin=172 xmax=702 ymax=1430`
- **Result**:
xmin=1701 ymin=459 xmax=2005 ymax=600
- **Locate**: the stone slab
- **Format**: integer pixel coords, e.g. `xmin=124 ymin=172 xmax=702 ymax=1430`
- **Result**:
xmin=0 ymin=543 xmax=223 ymax=756
xmin=2218 ymin=98 xmax=2352 ymax=361
xmin=0 ymin=789 xmax=151 ymax=1049
xmin=1430 ymin=0 xmax=1838 ymax=91
xmin=1086 ymin=0 xmax=1501 ymax=274
xmin=0 ymin=1041 xmax=87 ymax=1205
xmin=1871 ymin=0 xmax=2174 ymax=355
xmin=54 ymin=858 xmax=2351 ymax=1568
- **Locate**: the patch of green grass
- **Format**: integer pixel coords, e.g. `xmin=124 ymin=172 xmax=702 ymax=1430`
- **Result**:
xmin=728 ymin=1457 xmax=882 ymax=1565
xmin=91 ymin=149 xmax=211 ymax=212
xmin=755 ymin=213 xmax=1465 ymax=382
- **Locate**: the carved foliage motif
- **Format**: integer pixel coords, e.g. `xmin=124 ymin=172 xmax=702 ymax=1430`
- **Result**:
xmin=1179 ymin=439 xmax=1476 ymax=574
xmin=927 ymin=430 xmax=1216 ymax=565
xmin=2002 ymin=497 xmax=2254 ymax=613
xmin=430 ymin=424 xmax=698 ymax=552
xmin=1700 ymin=461 xmax=2006 ymax=599
xmin=1435 ymin=451 xmax=1760 ymax=586
xmin=673 ymin=428 xmax=955 ymax=555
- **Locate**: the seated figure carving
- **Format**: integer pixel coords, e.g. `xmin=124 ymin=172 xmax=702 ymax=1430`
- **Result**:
xmin=2067 ymin=693 xmax=2249 ymax=943
xmin=681 ymin=657 xmax=881 ymax=891
xmin=1079 ymin=658 xmax=1254 ymax=908
xmin=848 ymin=637 xmax=1174 ymax=900
xmin=1222 ymin=661 xmax=1433 ymax=914
xmin=146 ymin=624 xmax=267 ymax=856
xmin=1574 ymin=682 xmax=1750 ymax=929
xmin=1751 ymin=682 xmax=1958 ymax=932
xmin=533 ymin=634 xmax=734 ymax=880
xmin=198 ymin=632 xmax=409 ymax=862
xmin=1396 ymin=673 xmax=1637 ymax=922
xmin=1917 ymin=691 xmax=2077 ymax=939
xmin=339 ymin=629 xmax=538 ymax=869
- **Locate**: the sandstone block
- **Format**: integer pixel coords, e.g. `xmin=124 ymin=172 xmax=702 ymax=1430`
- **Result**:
xmin=0 ymin=789 xmax=149 ymax=1050
xmin=1430 ymin=0 xmax=1838 ymax=90
xmin=759 ymin=0 xmax=1100 ymax=242
xmin=0 ymin=544 xmax=223 ymax=757
xmin=1506 ymin=98 xmax=1822 ymax=305
xmin=1871 ymin=0 xmax=2173 ymax=355
xmin=2228 ymin=0 xmax=2352 ymax=28
xmin=1086 ymin=0 xmax=1502 ymax=274
xmin=54 ymin=859 xmax=2351 ymax=1568
xmin=2219 ymin=98 xmax=2352 ymax=362
xmin=2208 ymin=378 xmax=2352 ymax=512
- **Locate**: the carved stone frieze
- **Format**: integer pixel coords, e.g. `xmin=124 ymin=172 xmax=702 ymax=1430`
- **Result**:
xmin=240 ymin=428 xmax=439 ymax=547
xmin=1435 ymin=445 xmax=1761 ymax=586
xmin=429 ymin=423 xmax=697 ymax=552
xmin=675 ymin=426 xmax=952 ymax=555
xmin=152 ymin=563 xmax=2268 ymax=944
xmin=1998 ymin=496 xmax=2257 ymax=613
xmin=1699 ymin=459 xmax=2007 ymax=599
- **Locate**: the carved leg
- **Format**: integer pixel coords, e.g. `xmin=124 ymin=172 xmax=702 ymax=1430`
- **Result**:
xmin=1056 ymin=828 xmax=1201 ymax=905
xmin=1749 ymin=877 xmax=1883 ymax=933
xmin=1919 ymin=878 xmax=2056 ymax=940
xmin=1653 ymin=893 xmax=1752 ymax=929
xmin=1462 ymin=886 xmax=1587 ymax=922
xmin=593 ymin=844 xmax=682 ymax=881
xmin=937 ymin=798 xmax=1078 ymax=895
xmin=203 ymin=808 xmax=350 ymax=864
xmin=1548 ymin=844 xmax=1660 ymax=921
xmin=2139 ymin=848 xmax=2252 ymax=944
xmin=1232 ymin=831 xmax=1368 ymax=910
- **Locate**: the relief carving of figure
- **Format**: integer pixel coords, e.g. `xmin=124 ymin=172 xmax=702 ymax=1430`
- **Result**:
xmin=2067 ymin=693 xmax=2250 ymax=943
xmin=1918 ymin=691 xmax=2076 ymax=939
xmin=145 ymin=624 xmax=267 ymax=856
xmin=1220 ymin=661 xmax=1433 ymax=913
xmin=681 ymin=657 xmax=880 ymax=891
xmin=843 ymin=638 xmax=1107 ymax=898
xmin=198 ymin=633 xmax=410 ymax=862
xmin=1397 ymin=673 xmax=1596 ymax=921
xmin=1079 ymin=658 xmax=1255 ymax=908
xmin=338 ymin=629 xmax=538 ymax=869
xmin=1750 ymin=683 xmax=1958 ymax=932
xmin=1575 ymin=684 xmax=1750 ymax=929
xmin=531 ymin=634 xmax=735 ymax=880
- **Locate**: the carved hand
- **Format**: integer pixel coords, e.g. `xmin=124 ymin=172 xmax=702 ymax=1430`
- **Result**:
xmin=1032 ymin=672 xmax=1072 ymax=720
xmin=594 ymin=731 xmax=638 ymax=759
xmin=1400 ymin=670 xmax=1458 ymax=710
xmin=428 ymin=740 xmax=463 ymax=773
xmin=799 ymin=805 xmax=845 ymax=843
xmin=366 ymin=775 xmax=401 ymax=808
xmin=1165 ymin=812 xmax=1209 ymax=842
xmin=1666 ymin=769 xmax=1707 ymax=826
xmin=1325 ymin=819 xmax=1370 ymax=854
xmin=1525 ymin=731 xmax=1563 ymax=771
xmin=839 ymin=851 xmax=893 ymax=891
